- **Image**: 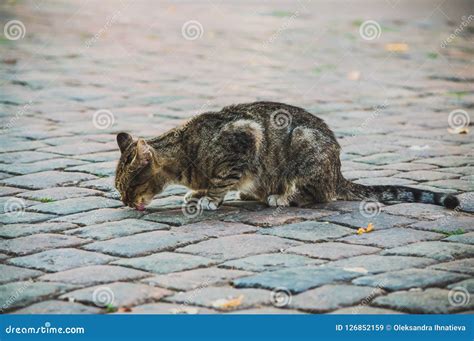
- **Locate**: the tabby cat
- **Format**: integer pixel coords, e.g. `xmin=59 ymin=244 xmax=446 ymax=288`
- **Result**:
xmin=115 ymin=101 xmax=459 ymax=211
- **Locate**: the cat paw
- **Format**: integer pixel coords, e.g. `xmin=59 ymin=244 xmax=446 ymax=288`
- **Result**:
xmin=184 ymin=190 xmax=206 ymax=203
xmin=199 ymin=197 xmax=219 ymax=210
xmin=266 ymin=194 xmax=290 ymax=207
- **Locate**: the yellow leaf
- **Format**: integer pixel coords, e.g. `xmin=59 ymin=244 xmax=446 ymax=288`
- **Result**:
xmin=366 ymin=223 xmax=374 ymax=232
xmin=212 ymin=295 xmax=244 ymax=310
xmin=385 ymin=43 xmax=409 ymax=52
xmin=357 ymin=228 xmax=366 ymax=235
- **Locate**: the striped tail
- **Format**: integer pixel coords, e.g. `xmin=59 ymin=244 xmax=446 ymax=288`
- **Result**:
xmin=338 ymin=179 xmax=460 ymax=209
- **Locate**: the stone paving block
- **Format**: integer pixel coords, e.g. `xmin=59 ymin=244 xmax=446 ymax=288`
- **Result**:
xmin=39 ymin=142 xmax=115 ymax=155
xmin=29 ymin=196 xmax=121 ymax=215
xmin=287 ymin=242 xmax=380 ymax=260
xmin=0 ymin=140 xmax=47 ymax=153
xmin=437 ymin=167 xmax=473 ymax=176
xmin=381 ymin=241 xmax=474 ymax=261
xmin=290 ymin=284 xmax=384 ymax=313
xmin=52 ymin=208 xmax=143 ymax=225
xmin=221 ymin=253 xmax=324 ymax=272
xmin=410 ymin=217 xmax=474 ymax=234
xmin=73 ymin=151 xmax=120 ymax=162
xmin=144 ymin=208 xmax=238 ymax=226
xmin=66 ymin=161 xmax=116 ymax=177
xmin=38 ymin=265 xmax=151 ymax=285
xmin=259 ymin=221 xmax=354 ymax=242
xmin=66 ymin=219 xmax=169 ymax=240
xmin=447 ymin=279 xmax=474 ymax=293
xmin=60 ymin=282 xmax=172 ymax=308
xmin=2 ymin=171 xmax=97 ymax=189
xmin=353 ymin=153 xmax=415 ymax=165
xmin=414 ymin=156 xmax=474 ymax=167
xmin=8 ymin=248 xmax=116 ymax=272
xmin=228 ymin=307 xmax=304 ymax=314
xmin=224 ymin=208 xmax=336 ymax=227
xmin=84 ymin=231 xmax=206 ymax=257
xmin=142 ymin=267 xmax=252 ymax=291
xmin=170 ymin=220 xmax=258 ymax=237
xmin=0 ymin=233 xmax=89 ymax=256
xmin=177 ymin=234 xmax=301 ymax=261
xmin=396 ymin=170 xmax=460 ymax=181
xmin=113 ymin=252 xmax=215 ymax=274
xmin=322 ymin=211 xmax=414 ymax=229
xmin=424 ymin=179 xmax=474 ymax=192
xmin=428 ymin=259 xmax=474 ymax=276
xmin=0 ymin=222 xmax=77 ymax=238
xmin=144 ymin=196 xmax=184 ymax=211
xmin=0 ymin=151 xmax=57 ymax=164
xmin=124 ymin=302 xmax=216 ymax=314
xmin=13 ymin=300 xmax=101 ymax=314
xmin=343 ymin=169 xmax=399 ymax=181
xmin=379 ymin=162 xmax=437 ymax=171
xmin=0 ymin=158 xmax=87 ymax=175
xmin=18 ymin=187 xmax=103 ymax=201
xmin=0 ymin=186 xmax=26 ymax=196
xmin=372 ymin=288 xmax=474 ymax=313
xmin=352 ymin=269 xmax=469 ymax=291
xmin=383 ymin=203 xmax=452 ymax=220
xmin=445 ymin=232 xmax=474 ymax=245
xmin=233 ymin=266 xmax=362 ymax=293
xmin=0 ymin=197 xmax=38 ymax=213
xmin=0 ymin=264 xmax=43 ymax=284
xmin=354 ymin=177 xmax=416 ymax=186
xmin=79 ymin=177 xmax=115 ymax=192
xmin=338 ymin=228 xmax=444 ymax=248
xmin=165 ymin=286 xmax=272 ymax=311
xmin=0 ymin=253 xmax=8 ymax=260
xmin=322 ymin=255 xmax=437 ymax=274
xmin=0 ymin=212 xmax=54 ymax=224
xmin=329 ymin=306 xmax=404 ymax=314
xmin=0 ymin=281 xmax=76 ymax=312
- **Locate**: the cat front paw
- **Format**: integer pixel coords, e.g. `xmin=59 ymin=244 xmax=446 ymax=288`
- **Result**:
xmin=184 ymin=190 xmax=206 ymax=203
xmin=266 ymin=194 xmax=290 ymax=207
xmin=199 ymin=197 xmax=219 ymax=210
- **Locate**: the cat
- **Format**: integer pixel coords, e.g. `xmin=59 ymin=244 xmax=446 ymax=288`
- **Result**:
xmin=115 ymin=101 xmax=459 ymax=211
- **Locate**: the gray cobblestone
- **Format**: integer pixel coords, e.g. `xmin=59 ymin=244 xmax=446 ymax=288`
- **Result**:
xmin=221 ymin=253 xmax=323 ymax=272
xmin=381 ymin=241 xmax=474 ymax=261
xmin=0 ymin=264 xmax=43 ymax=284
xmin=259 ymin=221 xmax=353 ymax=242
xmin=8 ymin=248 xmax=116 ymax=272
xmin=0 ymin=233 xmax=88 ymax=256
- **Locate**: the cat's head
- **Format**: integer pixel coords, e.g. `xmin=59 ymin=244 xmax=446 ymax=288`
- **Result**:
xmin=115 ymin=132 xmax=165 ymax=210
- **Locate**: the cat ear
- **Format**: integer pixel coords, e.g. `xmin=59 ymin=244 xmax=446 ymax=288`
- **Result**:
xmin=135 ymin=139 xmax=153 ymax=166
xmin=117 ymin=132 xmax=133 ymax=153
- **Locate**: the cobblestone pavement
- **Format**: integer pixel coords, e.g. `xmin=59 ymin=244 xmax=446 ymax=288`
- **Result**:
xmin=0 ymin=0 xmax=473 ymax=314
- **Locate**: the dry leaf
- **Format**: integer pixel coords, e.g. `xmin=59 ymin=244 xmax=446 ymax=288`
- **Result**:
xmin=118 ymin=307 xmax=132 ymax=313
xmin=385 ymin=43 xmax=409 ymax=52
xmin=212 ymin=295 xmax=244 ymax=310
xmin=357 ymin=228 xmax=366 ymax=235
xmin=366 ymin=223 xmax=374 ymax=232
xmin=447 ymin=127 xmax=469 ymax=135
